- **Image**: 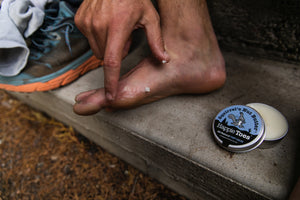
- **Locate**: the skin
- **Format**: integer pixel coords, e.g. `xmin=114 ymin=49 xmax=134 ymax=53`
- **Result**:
xmin=74 ymin=2 xmax=299 ymax=199
xmin=73 ymin=0 xmax=226 ymax=115
xmin=289 ymin=177 xmax=300 ymax=200
xmin=74 ymin=0 xmax=170 ymax=101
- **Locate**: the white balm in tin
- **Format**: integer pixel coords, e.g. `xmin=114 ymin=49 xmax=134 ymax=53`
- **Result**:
xmin=246 ymin=103 xmax=288 ymax=148
xmin=212 ymin=103 xmax=288 ymax=153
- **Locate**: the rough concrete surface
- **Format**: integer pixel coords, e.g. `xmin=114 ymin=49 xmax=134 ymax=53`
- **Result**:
xmin=10 ymin=41 xmax=300 ymax=200
xmin=208 ymin=0 xmax=300 ymax=63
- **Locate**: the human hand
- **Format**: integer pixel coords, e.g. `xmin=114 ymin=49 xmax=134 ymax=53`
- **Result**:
xmin=74 ymin=0 xmax=170 ymax=101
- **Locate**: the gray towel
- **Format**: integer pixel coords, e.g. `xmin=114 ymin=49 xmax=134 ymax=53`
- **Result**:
xmin=0 ymin=0 xmax=47 ymax=76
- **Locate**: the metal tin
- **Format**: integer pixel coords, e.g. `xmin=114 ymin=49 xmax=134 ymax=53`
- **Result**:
xmin=212 ymin=105 xmax=266 ymax=153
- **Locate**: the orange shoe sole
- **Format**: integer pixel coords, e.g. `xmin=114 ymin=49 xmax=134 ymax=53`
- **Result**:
xmin=0 ymin=56 xmax=103 ymax=93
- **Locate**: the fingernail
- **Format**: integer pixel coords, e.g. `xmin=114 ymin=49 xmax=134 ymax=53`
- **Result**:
xmin=106 ymin=92 xmax=114 ymax=101
xmin=163 ymin=51 xmax=170 ymax=63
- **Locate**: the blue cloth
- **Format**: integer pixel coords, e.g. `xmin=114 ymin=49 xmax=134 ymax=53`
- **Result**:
xmin=0 ymin=0 xmax=47 ymax=76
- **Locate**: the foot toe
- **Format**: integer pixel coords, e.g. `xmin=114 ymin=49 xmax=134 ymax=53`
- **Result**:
xmin=73 ymin=89 xmax=107 ymax=115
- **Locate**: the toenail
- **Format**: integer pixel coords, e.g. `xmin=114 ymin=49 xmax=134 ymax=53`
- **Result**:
xmin=74 ymin=100 xmax=85 ymax=105
xmin=75 ymin=98 xmax=81 ymax=104
xmin=75 ymin=89 xmax=97 ymax=102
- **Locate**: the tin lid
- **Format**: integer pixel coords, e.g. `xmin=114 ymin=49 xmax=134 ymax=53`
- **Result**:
xmin=212 ymin=105 xmax=265 ymax=153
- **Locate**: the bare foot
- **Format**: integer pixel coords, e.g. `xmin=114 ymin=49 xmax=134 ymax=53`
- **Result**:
xmin=73 ymin=0 xmax=226 ymax=115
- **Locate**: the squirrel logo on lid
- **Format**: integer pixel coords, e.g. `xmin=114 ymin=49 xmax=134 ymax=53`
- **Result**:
xmin=228 ymin=112 xmax=246 ymax=128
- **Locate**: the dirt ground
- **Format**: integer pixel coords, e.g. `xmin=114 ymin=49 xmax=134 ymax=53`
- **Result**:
xmin=0 ymin=90 xmax=187 ymax=200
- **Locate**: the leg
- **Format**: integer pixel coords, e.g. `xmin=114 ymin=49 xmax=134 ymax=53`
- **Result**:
xmin=73 ymin=0 xmax=226 ymax=115
xmin=289 ymin=177 xmax=300 ymax=200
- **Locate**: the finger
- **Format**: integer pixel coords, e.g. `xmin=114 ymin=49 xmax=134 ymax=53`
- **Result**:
xmin=87 ymin=35 xmax=103 ymax=59
xmin=143 ymin=12 xmax=170 ymax=63
xmin=74 ymin=0 xmax=105 ymax=59
xmin=103 ymin=24 xmax=133 ymax=101
xmin=74 ymin=0 xmax=94 ymax=36
xmin=122 ymin=37 xmax=132 ymax=58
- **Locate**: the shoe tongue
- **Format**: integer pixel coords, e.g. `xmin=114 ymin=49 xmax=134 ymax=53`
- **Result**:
xmin=58 ymin=1 xmax=74 ymax=18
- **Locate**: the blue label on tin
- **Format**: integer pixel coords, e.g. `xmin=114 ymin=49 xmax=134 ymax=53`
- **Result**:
xmin=213 ymin=105 xmax=264 ymax=147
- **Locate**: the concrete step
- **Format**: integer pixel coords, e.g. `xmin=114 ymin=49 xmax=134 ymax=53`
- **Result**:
xmin=10 ymin=42 xmax=300 ymax=200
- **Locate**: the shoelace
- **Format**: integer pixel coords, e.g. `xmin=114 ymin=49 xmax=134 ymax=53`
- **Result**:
xmin=30 ymin=7 xmax=74 ymax=59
